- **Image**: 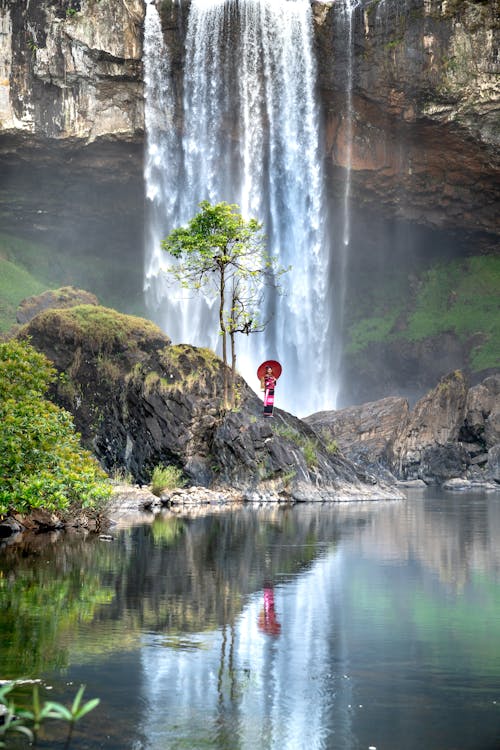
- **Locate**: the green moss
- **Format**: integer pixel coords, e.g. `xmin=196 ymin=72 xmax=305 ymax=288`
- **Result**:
xmin=33 ymin=305 xmax=167 ymax=355
xmin=347 ymin=310 xmax=402 ymax=354
xmin=345 ymin=255 xmax=500 ymax=373
xmin=0 ymin=258 xmax=47 ymax=333
xmin=405 ymin=256 xmax=500 ymax=370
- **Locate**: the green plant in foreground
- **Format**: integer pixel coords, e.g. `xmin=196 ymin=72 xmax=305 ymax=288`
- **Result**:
xmin=151 ymin=464 xmax=187 ymax=496
xmin=0 ymin=339 xmax=111 ymax=517
xmin=0 ymin=683 xmax=99 ymax=748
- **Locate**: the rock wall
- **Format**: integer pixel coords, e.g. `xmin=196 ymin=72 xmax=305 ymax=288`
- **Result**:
xmin=314 ymin=0 xmax=499 ymax=240
xmin=1 ymin=0 xmax=498 ymax=239
xmin=306 ymin=370 xmax=500 ymax=486
xmin=0 ymin=0 xmax=144 ymax=143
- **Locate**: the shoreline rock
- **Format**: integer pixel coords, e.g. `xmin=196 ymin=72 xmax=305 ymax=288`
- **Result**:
xmin=306 ymin=371 xmax=500 ymax=490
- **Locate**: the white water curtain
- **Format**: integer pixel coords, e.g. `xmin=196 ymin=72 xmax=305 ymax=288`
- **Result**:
xmin=144 ymin=0 xmax=336 ymax=415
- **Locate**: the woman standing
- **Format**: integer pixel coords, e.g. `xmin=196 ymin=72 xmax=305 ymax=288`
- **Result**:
xmin=261 ymin=365 xmax=277 ymax=417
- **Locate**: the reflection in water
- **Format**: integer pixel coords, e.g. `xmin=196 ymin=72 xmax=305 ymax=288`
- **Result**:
xmin=258 ymin=584 xmax=281 ymax=636
xmin=0 ymin=490 xmax=499 ymax=750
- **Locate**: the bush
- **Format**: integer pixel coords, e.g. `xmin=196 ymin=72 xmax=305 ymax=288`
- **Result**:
xmin=150 ymin=465 xmax=187 ymax=496
xmin=0 ymin=339 xmax=111 ymax=517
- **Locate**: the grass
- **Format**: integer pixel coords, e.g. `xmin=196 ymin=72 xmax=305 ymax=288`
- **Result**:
xmin=0 ymin=232 xmax=145 ymax=335
xmin=345 ymin=255 xmax=500 ymax=372
xmin=28 ymin=305 xmax=167 ymax=355
xmin=0 ymin=258 xmax=47 ymax=333
xmin=150 ymin=465 xmax=187 ymax=496
xmin=273 ymin=423 xmax=319 ymax=469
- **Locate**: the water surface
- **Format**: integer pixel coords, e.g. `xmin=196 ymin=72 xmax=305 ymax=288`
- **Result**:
xmin=1 ymin=489 xmax=499 ymax=749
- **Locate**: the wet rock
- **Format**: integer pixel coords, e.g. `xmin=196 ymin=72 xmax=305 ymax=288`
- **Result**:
xmin=419 ymin=443 xmax=469 ymax=485
xmin=305 ymin=396 xmax=409 ymax=478
xmin=486 ymin=444 xmax=500 ymax=483
xmin=0 ymin=516 xmax=25 ymax=538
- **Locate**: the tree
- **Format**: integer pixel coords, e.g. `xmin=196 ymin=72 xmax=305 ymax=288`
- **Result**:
xmin=162 ymin=201 xmax=288 ymax=407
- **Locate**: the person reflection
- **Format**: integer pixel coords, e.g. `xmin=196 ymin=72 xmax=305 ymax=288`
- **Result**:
xmin=258 ymin=582 xmax=281 ymax=636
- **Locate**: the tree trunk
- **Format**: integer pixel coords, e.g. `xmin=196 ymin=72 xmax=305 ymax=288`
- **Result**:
xmin=219 ymin=267 xmax=228 ymax=407
xmin=230 ymin=329 xmax=236 ymax=407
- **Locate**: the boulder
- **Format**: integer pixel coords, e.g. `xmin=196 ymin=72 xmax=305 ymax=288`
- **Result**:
xmin=486 ymin=444 xmax=500 ymax=483
xmin=392 ymin=370 xmax=469 ymax=478
xmin=419 ymin=444 xmax=469 ymax=485
xmin=305 ymin=396 xmax=409 ymax=481
xmin=16 ymin=287 xmax=99 ymax=325
xmin=462 ymin=374 xmax=500 ymax=447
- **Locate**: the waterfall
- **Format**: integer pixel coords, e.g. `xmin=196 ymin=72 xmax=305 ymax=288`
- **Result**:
xmin=331 ymin=0 xmax=359 ymax=405
xmin=144 ymin=0 xmax=334 ymax=416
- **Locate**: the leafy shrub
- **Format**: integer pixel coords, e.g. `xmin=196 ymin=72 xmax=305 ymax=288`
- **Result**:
xmin=0 ymin=339 xmax=111 ymax=517
xmin=150 ymin=465 xmax=187 ymax=496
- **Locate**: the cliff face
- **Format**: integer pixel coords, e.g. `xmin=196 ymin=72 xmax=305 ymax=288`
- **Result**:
xmin=0 ymin=0 xmax=144 ymax=145
xmin=314 ymin=0 xmax=499 ymax=240
xmin=1 ymin=0 xmax=498 ymax=239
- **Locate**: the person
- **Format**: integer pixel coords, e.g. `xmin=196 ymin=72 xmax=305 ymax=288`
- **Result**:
xmin=261 ymin=365 xmax=276 ymax=417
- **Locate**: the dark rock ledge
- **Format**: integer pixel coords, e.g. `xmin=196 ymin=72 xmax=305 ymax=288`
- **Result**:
xmin=306 ymin=370 xmax=500 ymax=491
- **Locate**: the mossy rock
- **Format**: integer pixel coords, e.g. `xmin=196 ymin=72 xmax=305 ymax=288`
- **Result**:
xmin=16 ymin=287 xmax=99 ymax=325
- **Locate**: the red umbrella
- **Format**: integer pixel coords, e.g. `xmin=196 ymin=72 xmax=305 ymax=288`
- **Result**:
xmin=257 ymin=360 xmax=282 ymax=380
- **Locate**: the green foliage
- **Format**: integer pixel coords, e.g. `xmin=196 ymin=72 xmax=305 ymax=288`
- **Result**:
xmin=151 ymin=464 xmax=187 ymax=496
xmin=0 ymin=683 xmax=99 ymax=748
xmin=321 ymin=431 xmax=339 ymax=455
xmin=345 ymin=255 xmax=500 ymax=372
xmin=302 ymin=438 xmax=318 ymax=469
xmin=0 ymin=257 xmax=46 ymax=333
xmin=405 ymin=256 xmax=500 ymax=370
xmin=0 ymin=339 xmax=111 ymax=517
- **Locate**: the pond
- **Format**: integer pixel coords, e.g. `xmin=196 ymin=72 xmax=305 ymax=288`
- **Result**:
xmin=1 ymin=488 xmax=499 ymax=750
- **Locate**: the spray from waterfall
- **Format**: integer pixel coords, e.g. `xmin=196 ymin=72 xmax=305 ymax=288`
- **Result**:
xmin=331 ymin=0 xmax=359 ymax=405
xmin=144 ymin=0 xmax=335 ymax=416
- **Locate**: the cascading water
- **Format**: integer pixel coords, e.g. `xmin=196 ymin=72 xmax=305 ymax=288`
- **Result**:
xmin=144 ymin=0 xmax=334 ymax=416
xmin=331 ymin=0 xmax=359 ymax=404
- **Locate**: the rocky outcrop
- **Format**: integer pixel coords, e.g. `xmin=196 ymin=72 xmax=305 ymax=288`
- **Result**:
xmin=15 ymin=285 xmax=98 ymax=324
xmin=306 ymin=396 xmax=409 ymax=480
xmin=16 ymin=300 xmax=402 ymax=502
xmin=306 ymin=370 xmax=500 ymax=487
